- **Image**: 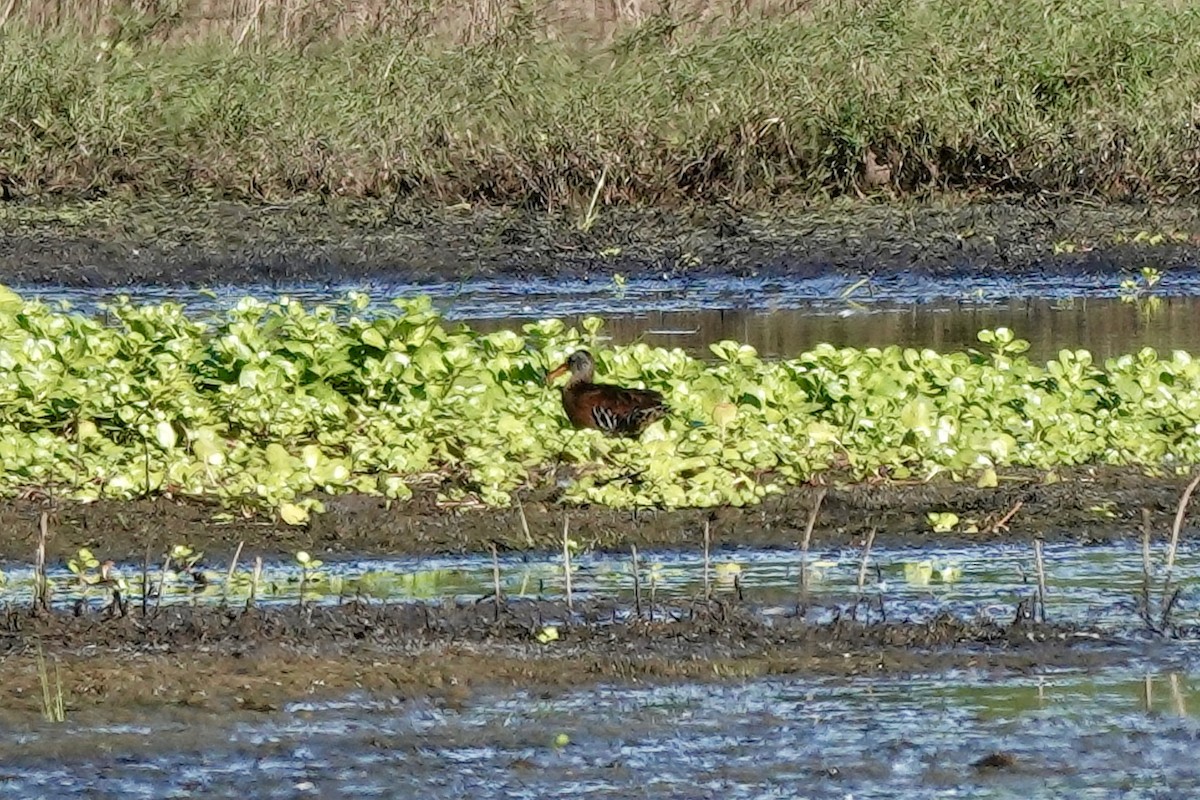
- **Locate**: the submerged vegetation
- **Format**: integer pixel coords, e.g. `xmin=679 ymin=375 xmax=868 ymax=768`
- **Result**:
xmin=2 ymin=0 xmax=1200 ymax=207
xmin=0 ymin=288 xmax=1199 ymax=519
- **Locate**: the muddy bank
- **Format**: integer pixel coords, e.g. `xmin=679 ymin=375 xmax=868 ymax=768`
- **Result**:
xmin=0 ymin=466 xmax=1187 ymax=563
xmin=0 ymin=600 xmax=1146 ymax=715
xmin=1 ymin=198 xmax=1198 ymax=287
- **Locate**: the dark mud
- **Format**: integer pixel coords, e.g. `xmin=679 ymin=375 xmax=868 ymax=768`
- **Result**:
xmin=0 ymin=599 xmax=1142 ymax=715
xmin=1 ymin=197 xmax=1198 ymax=286
xmin=0 ymin=466 xmax=1188 ymax=563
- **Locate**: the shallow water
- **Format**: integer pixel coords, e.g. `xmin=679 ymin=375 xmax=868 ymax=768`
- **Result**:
xmin=7 ymin=270 xmax=1200 ymax=797
xmin=5 ymin=541 xmax=1198 ymax=633
xmin=2 ymin=667 xmax=1199 ymax=798
xmin=15 ymin=270 xmax=1200 ymax=362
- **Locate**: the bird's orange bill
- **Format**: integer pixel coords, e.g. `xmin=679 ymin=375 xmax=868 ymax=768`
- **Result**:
xmin=545 ymin=363 xmax=569 ymax=384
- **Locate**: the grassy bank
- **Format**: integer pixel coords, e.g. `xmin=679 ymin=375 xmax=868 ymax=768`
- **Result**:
xmin=2 ymin=0 xmax=1199 ymax=209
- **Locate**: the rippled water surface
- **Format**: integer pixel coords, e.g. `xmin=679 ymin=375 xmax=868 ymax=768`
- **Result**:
xmin=3 ymin=668 xmax=1200 ymax=798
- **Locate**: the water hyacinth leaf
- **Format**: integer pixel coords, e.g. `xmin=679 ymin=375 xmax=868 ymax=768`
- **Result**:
xmin=0 ymin=285 xmax=22 ymax=312
xmin=712 ymin=402 xmax=737 ymax=429
xmin=361 ymin=327 xmax=387 ymax=350
xmin=154 ymin=421 xmax=178 ymax=450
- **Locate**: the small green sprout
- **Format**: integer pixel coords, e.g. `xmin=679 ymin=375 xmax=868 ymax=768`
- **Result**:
xmin=1120 ymin=267 xmax=1164 ymax=317
xmin=905 ymin=559 xmax=962 ymax=587
xmin=170 ymin=544 xmax=203 ymax=571
xmin=296 ymin=550 xmax=324 ymax=574
xmin=536 ymin=625 xmax=559 ymax=644
xmin=926 ymin=512 xmax=960 ymax=533
xmin=295 ymin=551 xmax=325 ymax=605
xmin=68 ymin=548 xmax=100 ymax=581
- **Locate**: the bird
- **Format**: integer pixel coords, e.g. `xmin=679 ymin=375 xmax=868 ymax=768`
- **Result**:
xmin=545 ymin=349 xmax=670 ymax=437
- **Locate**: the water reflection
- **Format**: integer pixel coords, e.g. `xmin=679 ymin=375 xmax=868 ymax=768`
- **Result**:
xmin=472 ymin=296 xmax=1200 ymax=363
xmin=18 ymin=279 xmax=1200 ymax=363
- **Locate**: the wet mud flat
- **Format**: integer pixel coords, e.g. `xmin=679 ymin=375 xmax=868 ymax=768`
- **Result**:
xmin=0 ymin=597 xmax=1159 ymax=717
xmin=0 ymin=465 xmax=1190 ymax=720
xmin=1 ymin=198 xmax=1199 ymax=287
xmin=0 ymin=466 xmax=1191 ymax=563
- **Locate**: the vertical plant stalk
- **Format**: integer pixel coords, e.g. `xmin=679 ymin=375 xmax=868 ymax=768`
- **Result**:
xmin=799 ymin=487 xmax=827 ymax=609
xmin=0 ymin=0 xmax=20 ymax=29
xmin=141 ymin=543 xmax=152 ymax=618
xmin=247 ymin=556 xmax=263 ymax=610
xmin=515 ymin=495 xmax=534 ymax=548
xmin=631 ymin=544 xmax=642 ymax=620
xmin=702 ymin=517 xmax=712 ymax=602
xmin=854 ymin=526 xmax=876 ymax=619
xmin=142 ymin=432 xmax=151 ymax=499
xmin=1161 ymin=472 xmax=1200 ymax=627
xmin=1170 ymin=672 xmax=1187 ymax=717
xmin=235 ymin=0 xmax=270 ymax=48
xmin=562 ymin=515 xmax=573 ymax=613
xmin=1140 ymin=507 xmax=1153 ymax=628
xmin=33 ymin=511 xmax=49 ymax=614
xmin=224 ymin=540 xmax=244 ymax=607
xmin=298 ymin=564 xmax=307 ymax=610
xmin=1033 ymin=537 xmax=1048 ymax=624
xmin=152 ymin=552 xmax=171 ymax=618
xmin=35 ymin=641 xmax=65 ymax=723
xmin=71 ymin=413 xmax=82 ymax=496
xmin=490 ymin=543 xmax=503 ymax=622
xmin=578 ymin=164 xmax=609 ymax=232
xmin=649 ymin=566 xmax=657 ymax=622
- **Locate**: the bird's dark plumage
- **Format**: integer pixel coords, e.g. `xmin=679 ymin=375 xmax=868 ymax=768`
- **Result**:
xmin=545 ymin=350 xmax=669 ymax=437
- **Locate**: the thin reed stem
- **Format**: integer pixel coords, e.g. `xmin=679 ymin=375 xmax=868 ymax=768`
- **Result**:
xmin=799 ymin=487 xmax=827 ymax=607
xmin=1033 ymin=537 xmax=1048 ymax=624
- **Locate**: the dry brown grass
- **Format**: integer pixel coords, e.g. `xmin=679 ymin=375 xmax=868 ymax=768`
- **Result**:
xmin=1 ymin=0 xmax=832 ymax=46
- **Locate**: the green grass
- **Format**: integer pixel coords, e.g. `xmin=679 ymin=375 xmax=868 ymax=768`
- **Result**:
xmin=2 ymin=0 xmax=1200 ymax=209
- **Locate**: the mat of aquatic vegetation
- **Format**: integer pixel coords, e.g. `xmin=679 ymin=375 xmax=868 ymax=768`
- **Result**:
xmin=0 ymin=599 xmax=1152 ymax=716
xmin=0 ymin=466 xmax=1188 ymax=563
xmin=4 ymin=289 xmax=1200 ymax=522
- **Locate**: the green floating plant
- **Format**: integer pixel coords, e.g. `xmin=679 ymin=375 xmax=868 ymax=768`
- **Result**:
xmin=0 ymin=288 xmax=1196 ymax=519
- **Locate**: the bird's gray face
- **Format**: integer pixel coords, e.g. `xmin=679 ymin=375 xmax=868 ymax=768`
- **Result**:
xmin=546 ymin=349 xmax=596 ymax=385
xmin=568 ymin=350 xmax=594 ymax=374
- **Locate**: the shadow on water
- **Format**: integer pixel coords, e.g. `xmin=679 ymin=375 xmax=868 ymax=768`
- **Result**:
xmin=1 ymin=669 xmax=1199 ymax=798
xmin=16 ymin=271 xmax=1199 ymax=362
